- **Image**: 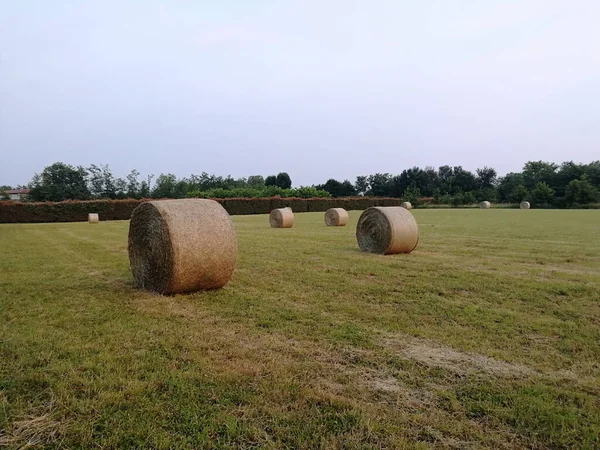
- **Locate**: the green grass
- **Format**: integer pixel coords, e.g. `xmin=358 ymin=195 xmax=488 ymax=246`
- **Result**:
xmin=1 ymin=210 xmax=599 ymax=449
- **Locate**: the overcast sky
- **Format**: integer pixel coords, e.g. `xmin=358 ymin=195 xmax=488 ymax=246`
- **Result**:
xmin=1 ymin=0 xmax=599 ymax=187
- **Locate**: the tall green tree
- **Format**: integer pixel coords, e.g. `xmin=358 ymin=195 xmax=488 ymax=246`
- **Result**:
xmin=126 ymin=169 xmax=141 ymax=198
xmin=275 ymin=172 xmax=292 ymax=189
xmin=531 ymin=182 xmax=555 ymax=206
xmin=265 ymin=175 xmax=277 ymax=187
xmin=564 ymin=177 xmax=599 ymax=206
xmin=522 ymin=161 xmax=558 ymax=191
xmin=319 ymin=179 xmax=356 ymax=197
xmin=476 ymin=167 xmax=497 ymax=189
xmin=247 ymin=175 xmax=265 ymax=187
xmin=28 ymin=162 xmax=90 ymax=202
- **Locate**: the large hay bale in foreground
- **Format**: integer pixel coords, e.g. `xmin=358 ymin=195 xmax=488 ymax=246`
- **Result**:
xmin=520 ymin=201 xmax=530 ymax=209
xmin=88 ymin=213 xmax=99 ymax=224
xmin=400 ymin=202 xmax=412 ymax=210
xmin=479 ymin=201 xmax=491 ymax=209
xmin=324 ymin=208 xmax=348 ymax=227
xmin=270 ymin=208 xmax=294 ymax=228
xmin=356 ymin=207 xmax=419 ymax=254
xmin=128 ymin=199 xmax=237 ymax=294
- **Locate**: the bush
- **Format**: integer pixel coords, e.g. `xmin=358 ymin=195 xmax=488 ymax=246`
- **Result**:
xmin=0 ymin=197 xmax=403 ymax=223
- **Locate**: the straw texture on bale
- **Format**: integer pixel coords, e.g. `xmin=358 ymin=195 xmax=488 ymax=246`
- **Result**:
xmin=88 ymin=213 xmax=99 ymax=224
xmin=520 ymin=201 xmax=531 ymax=209
xmin=479 ymin=201 xmax=491 ymax=209
xmin=400 ymin=202 xmax=412 ymax=210
xmin=356 ymin=207 xmax=419 ymax=255
xmin=270 ymin=208 xmax=294 ymax=228
xmin=324 ymin=208 xmax=348 ymax=227
xmin=128 ymin=199 xmax=237 ymax=294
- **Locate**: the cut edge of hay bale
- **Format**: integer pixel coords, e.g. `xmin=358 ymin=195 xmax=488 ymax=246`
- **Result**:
xmin=324 ymin=208 xmax=348 ymax=226
xmin=128 ymin=199 xmax=237 ymax=294
xmin=479 ymin=201 xmax=491 ymax=209
xmin=88 ymin=213 xmax=99 ymax=224
xmin=520 ymin=201 xmax=531 ymax=209
xmin=356 ymin=206 xmax=419 ymax=255
xmin=269 ymin=208 xmax=294 ymax=228
xmin=400 ymin=201 xmax=412 ymax=210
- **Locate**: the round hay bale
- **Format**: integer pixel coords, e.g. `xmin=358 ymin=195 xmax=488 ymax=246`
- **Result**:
xmin=324 ymin=208 xmax=348 ymax=227
xmin=520 ymin=201 xmax=530 ymax=209
xmin=400 ymin=201 xmax=412 ymax=210
xmin=479 ymin=201 xmax=491 ymax=209
xmin=128 ymin=199 xmax=237 ymax=294
xmin=270 ymin=208 xmax=294 ymax=228
xmin=356 ymin=207 xmax=419 ymax=254
xmin=88 ymin=213 xmax=99 ymax=224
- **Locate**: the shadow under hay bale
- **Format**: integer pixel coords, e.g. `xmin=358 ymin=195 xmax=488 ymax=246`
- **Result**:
xmin=356 ymin=206 xmax=419 ymax=255
xmin=270 ymin=208 xmax=294 ymax=228
xmin=128 ymin=199 xmax=237 ymax=294
xmin=324 ymin=208 xmax=348 ymax=227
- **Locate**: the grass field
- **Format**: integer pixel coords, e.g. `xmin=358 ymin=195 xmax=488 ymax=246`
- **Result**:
xmin=1 ymin=210 xmax=599 ymax=449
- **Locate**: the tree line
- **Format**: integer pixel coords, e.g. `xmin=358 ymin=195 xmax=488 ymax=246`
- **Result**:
xmin=19 ymin=163 xmax=321 ymax=202
xmin=318 ymin=161 xmax=600 ymax=207
xmin=4 ymin=160 xmax=600 ymax=207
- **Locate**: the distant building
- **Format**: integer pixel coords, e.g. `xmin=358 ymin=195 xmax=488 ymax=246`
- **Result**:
xmin=2 ymin=189 xmax=30 ymax=201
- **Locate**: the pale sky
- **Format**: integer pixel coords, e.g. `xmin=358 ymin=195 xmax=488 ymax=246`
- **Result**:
xmin=1 ymin=0 xmax=599 ymax=187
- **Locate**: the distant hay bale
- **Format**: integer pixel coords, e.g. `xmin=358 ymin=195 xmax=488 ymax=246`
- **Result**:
xmin=324 ymin=208 xmax=348 ymax=227
xmin=88 ymin=213 xmax=99 ymax=224
xmin=270 ymin=208 xmax=294 ymax=228
xmin=400 ymin=202 xmax=412 ymax=210
xmin=520 ymin=201 xmax=530 ymax=209
xmin=356 ymin=207 xmax=419 ymax=254
xmin=479 ymin=201 xmax=491 ymax=209
xmin=128 ymin=199 xmax=237 ymax=294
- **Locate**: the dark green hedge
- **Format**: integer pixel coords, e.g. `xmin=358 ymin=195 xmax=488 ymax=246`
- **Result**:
xmin=0 ymin=197 xmax=402 ymax=223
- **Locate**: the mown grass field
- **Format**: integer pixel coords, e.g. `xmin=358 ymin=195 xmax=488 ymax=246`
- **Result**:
xmin=1 ymin=210 xmax=599 ymax=449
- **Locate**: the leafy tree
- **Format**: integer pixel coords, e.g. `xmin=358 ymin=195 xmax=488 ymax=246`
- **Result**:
xmin=438 ymin=165 xmax=454 ymax=194
xmin=564 ymin=177 xmax=599 ymax=206
xmin=404 ymin=186 xmax=421 ymax=204
xmin=367 ymin=173 xmax=392 ymax=196
xmin=87 ymin=164 xmax=117 ymax=198
xmin=583 ymin=161 xmax=600 ymax=189
xmin=152 ymin=174 xmax=180 ymax=198
xmin=28 ymin=162 xmax=90 ymax=202
xmin=497 ymin=173 xmax=524 ymax=202
xmin=265 ymin=175 xmax=277 ymax=187
xmin=275 ymin=172 xmax=292 ymax=189
xmin=114 ymin=178 xmax=127 ymax=199
xmin=555 ymin=162 xmax=585 ymax=198
xmin=354 ymin=176 xmax=369 ymax=196
xmin=475 ymin=188 xmax=497 ymax=203
xmin=462 ymin=191 xmax=477 ymax=205
xmin=126 ymin=169 xmax=141 ymax=198
xmin=339 ymin=180 xmax=357 ymax=197
xmin=530 ymin=182 xmax=555 ymax=206
xmin=140 ymin=174 xmax=154 ymax=198
xmin=511 ymin=185 xmax=529 ymax=203
xmin=476 ymin=167 xmax=497 ymax=189
xmin=452 ymin=166 xmax=478 ymax=194
xmin=522 ymin=161 xmax=557 ymax=191
xmin=0 ymin=185 xmax=11 ymax=200
xmin=319 ymin=179 xmax=356 ymax=197
xmin=247 ymin=175 xmax=265 ymax=187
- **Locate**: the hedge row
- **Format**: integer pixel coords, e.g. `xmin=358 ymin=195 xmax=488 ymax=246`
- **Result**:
xmin=0 ymin=197 xmax=402 ymax=224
